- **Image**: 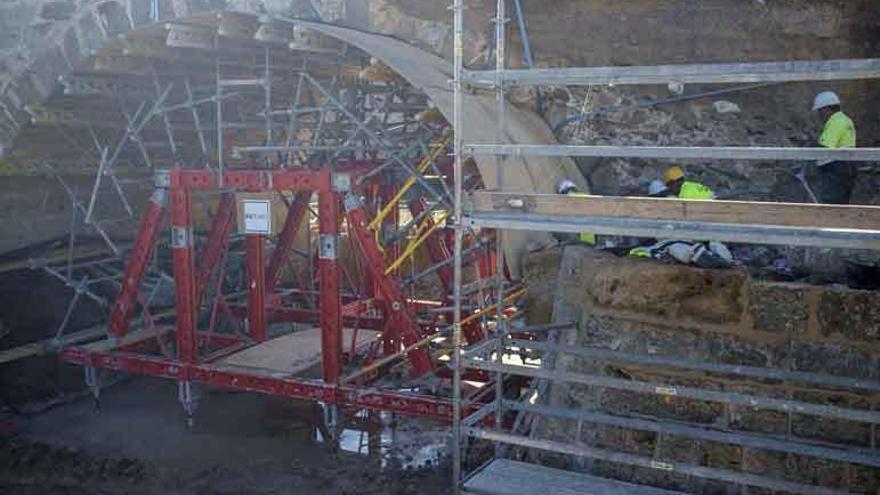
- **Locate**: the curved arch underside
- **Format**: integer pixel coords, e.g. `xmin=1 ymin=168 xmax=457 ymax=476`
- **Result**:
xmin=5 ymin=11 xmax=584 ymax=275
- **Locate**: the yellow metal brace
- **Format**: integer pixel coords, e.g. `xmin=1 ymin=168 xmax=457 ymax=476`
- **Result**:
xmin=368 ymin=130 xmax=452 ymax=232
xmin=384 ymin=210 xmax=451 ymax=275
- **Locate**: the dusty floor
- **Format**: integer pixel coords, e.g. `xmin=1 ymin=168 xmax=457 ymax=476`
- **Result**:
xmin=0 ymin=374 xmax=451 ymax=494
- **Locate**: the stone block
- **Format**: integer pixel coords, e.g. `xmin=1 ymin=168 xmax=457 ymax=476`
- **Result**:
xmin=783 ymin=341 xmax=879 ymax=379
xmin=130 ymin=0 xmax=154 ymax=25
xmin=97 ymin=1 xmax=132 ymax=38
xmin=580 ymin=314 xmax=774 ymax=368
xmin=818 ymin=287 xmax=880 ymax=342
xmin=40 ymin=1 xmax=76 ymax=21
xmin=77 ymin=13 xmax=105 ymax=55
xmin=576 ymin=250 xmax=747 ymax=326
xmin=748 ymin=282 xmax=808 ymax=334
xmin=61 ymin=27 xmax=84 ymax=67
xmin=523 ymin=246 xmax=563 ymax=324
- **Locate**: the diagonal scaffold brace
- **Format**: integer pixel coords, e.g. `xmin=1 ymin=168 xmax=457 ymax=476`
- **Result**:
xmin=344 ymin=193 xmax=434 ymax=377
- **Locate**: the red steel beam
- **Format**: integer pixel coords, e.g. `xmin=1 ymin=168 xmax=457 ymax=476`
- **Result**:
xmin=195 ymin=192 xmax=236 ymax=305
xmin=266 ymin=193 xmax=310 ymax=293
xmin=196 ymin=193 xmax=235 ymax=306
xmin=246 ymin=235 xmax=268 ymax=342
xmin=170 ymin=168 xmax=198 ymax=364
xmin=108 ymin=189 xmax=167 ymax=338
xmin=381 ymin=186 xmax=400 ymax=355
xmin=318 ymin=191 xmax=343 ymax=384
xmin=176 ymin=164 xmax=377 ymax=193
xmin=179 ymin=169 xmax=331 ymax=192
xmin=60 ymin=347 xmax=453 ymax=421
xmin=345 ymin=195 xmax=434 ymax=376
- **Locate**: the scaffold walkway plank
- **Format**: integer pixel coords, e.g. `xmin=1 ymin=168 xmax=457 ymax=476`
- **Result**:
xmin=464 ymin=212 xmax=880 ymax=250
xmin=461 ymin=58 xmax=880 ymax=86
xmin=465 ymin=144 xmax=880 ymax=162
xmin=470 ymin=192 xmax=880 ymax=232
xmin=464 ymin=459 xmax=684 ymax=495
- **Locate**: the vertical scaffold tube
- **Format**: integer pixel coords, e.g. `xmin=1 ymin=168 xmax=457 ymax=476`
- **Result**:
xmin=451 ymin=0 xmax=465 ymax=490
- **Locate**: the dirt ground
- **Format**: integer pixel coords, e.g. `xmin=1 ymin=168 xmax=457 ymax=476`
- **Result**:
xmin=0 ymin=375 xmax=452 ymax=494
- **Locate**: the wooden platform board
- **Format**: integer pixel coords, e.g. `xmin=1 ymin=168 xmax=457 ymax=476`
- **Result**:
xmin=464 ymin=459 xmax=685 ymax=495
xmin=217 ymin=328 xmax=380 ymax=375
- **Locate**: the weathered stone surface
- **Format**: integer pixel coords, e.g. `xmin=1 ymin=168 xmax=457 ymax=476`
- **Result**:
xmin=533 ymin=245 xmax=880 ymax=492
xmin=575 ymin=250 xmax=747 ymax=326
xmin=40 ymin=1 xmax=76 ymax=20
xmin=522 ymin=246 xmax=563 ymax=325
xmin=579 ymin=314 xmax=774 ymax=368
xmin=784 ymin=341 xmax=880 ymax=379
xmin=818 ymin=287 xmax=880 ymax=342
xmin=749 ymin=282 xmax=808 ymax=334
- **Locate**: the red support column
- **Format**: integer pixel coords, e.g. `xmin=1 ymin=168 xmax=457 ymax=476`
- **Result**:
xmin=108 ymin=187 xmax=167 ymax=338
xmin=170 ymin=168 xmax=198 ymax=364
xmin=266 ymin=193 xmax=310 ymax=293
xmin=195 ymin=192 xmax=235 ymax=306
xmin=379 ymin=186 xmax=398 ymax=355
xmin=246 ymin=234 xmax=268 ymax=342
xmin=318 ymin=191 xmax=342 ymax=384
xmin=345 ymin=194 xmax=434 ymax=376
xmin=362 ymin=185 xmax=379 ymax=299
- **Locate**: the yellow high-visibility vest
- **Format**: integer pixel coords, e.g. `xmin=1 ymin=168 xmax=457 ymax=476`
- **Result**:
xmin=819 ymin=111 xmax=856 ymax=149
xmin=678 ymin=181 xmax=715 ymax=200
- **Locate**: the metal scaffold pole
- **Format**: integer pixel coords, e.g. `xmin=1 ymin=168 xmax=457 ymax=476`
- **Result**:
xmin=451 ymin=0 xmax=465 ymax=492
xmin=492 ymin=0 xmax=507 ymax=457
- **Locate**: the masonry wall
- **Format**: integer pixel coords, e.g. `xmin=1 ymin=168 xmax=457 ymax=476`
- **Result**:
xmin=525 ymin=245 xmax=880 ymax=493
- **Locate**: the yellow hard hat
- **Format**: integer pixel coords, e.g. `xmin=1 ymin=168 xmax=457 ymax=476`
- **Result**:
xmin=663 ymin=166 xmax=685 ymax=184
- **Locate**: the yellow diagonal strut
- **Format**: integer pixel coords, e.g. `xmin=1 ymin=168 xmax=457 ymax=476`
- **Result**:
xmin=385 ymin=210 xmax=451 ymax=275
xmin=367 ymin=130 xmax=452 ymax=232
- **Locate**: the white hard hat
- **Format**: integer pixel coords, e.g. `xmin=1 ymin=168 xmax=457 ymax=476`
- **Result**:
xmin=557 ymin=179 xmax=578 ymax=194
xmin=648 ymin=180 xmax=668 ymax=196
xmin=812 ymin=91 xmax=841 ymax=111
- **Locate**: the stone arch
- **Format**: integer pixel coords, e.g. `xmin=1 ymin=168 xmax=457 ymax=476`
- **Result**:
xmin=0 ymin=0 xmax=223 ymax=155
xmin=1 ymin=9 xmax=575 ymax=274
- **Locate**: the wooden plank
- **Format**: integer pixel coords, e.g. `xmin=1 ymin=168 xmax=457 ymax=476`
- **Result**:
xmin=471 ymin=192 xmax=880 ymax=231
xmin=218 ymin=328 xmax=379 ymax=375
xmin=465 ymin=144 xmax=880 ymax=162
xmin=462 ymin=58 xmax=880 ymax=86
xmin=464 ymin=459 xmax=684 ymax=495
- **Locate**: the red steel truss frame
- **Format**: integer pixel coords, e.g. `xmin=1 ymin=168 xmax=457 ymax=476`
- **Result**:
xmin=61 ymin=164 xmax=477 ymax=420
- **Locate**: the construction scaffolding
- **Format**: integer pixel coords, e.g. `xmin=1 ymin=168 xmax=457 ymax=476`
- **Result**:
xmin=450 ymin=1 xmax=880 ymax=494
xmin=5 ymin=12 xmax=518 ymax=446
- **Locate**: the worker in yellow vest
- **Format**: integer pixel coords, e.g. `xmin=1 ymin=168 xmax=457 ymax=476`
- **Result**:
xmin=662 ymin=165 xmax=716 ymax=200
xmin=556 ymin=179 xmax=596 ymax=245
xmin=630 ymin=170 xmax=732 ymax=268
xmin=812 ymin=91 xmax=857 ymax=204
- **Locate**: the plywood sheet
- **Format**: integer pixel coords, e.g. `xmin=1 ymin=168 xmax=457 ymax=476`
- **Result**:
xmin=218 ymin=328 xmax=379 ymax=375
